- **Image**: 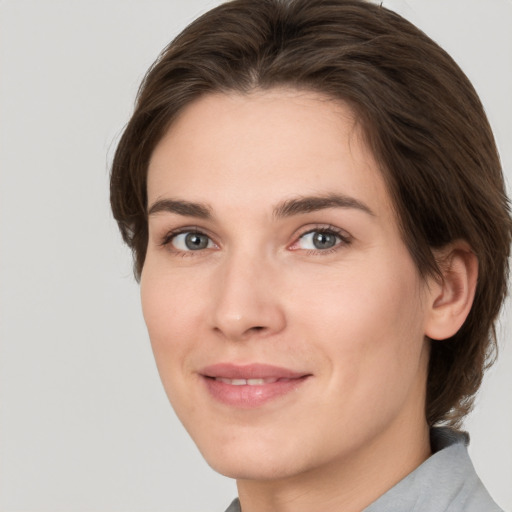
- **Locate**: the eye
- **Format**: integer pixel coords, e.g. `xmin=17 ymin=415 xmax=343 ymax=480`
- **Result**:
xmin=295 ymin=228 xmax=349 ymax=251
xmin=167 ymin=231 xmax=215 ymax=251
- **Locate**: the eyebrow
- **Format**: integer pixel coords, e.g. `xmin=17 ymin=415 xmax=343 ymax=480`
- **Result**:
xmin=148 ymin=199 xmax=212 ymax=219
xmin=273 ymin=193 xmax=375 ymax=219
xmin=147 ymin=193 xmax=374 ymax=220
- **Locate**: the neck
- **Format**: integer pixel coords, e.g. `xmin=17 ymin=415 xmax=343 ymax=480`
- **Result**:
xmin=236 ymin=419 xmax=431 ymax=512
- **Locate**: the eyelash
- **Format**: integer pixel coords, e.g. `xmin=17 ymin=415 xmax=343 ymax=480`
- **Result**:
xmin=290 ymin=225 xmax=352 ymax=255
xmin=159 ymin=227 xmax=214 ymax=257
xmin=159 ymin=224 xmax=352 ymax=256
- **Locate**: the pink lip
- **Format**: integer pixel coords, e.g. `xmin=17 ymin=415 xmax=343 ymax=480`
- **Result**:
xmin=199 ymin=363 xmax=311 ymax=408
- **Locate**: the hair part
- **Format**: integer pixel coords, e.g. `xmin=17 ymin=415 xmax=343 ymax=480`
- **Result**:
xmin=110 ymin=0 xmax=512 ymax=427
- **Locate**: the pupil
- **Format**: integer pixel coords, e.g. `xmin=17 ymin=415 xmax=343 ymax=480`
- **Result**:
xmin=185 ymin=233 xmax=208 ymax=250
xmin=313 ymin=232 xmax=336 ymax=249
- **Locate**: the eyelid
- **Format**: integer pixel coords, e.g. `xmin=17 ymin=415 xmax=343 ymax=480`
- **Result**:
xmin=159 ymin=226 xmax=219 ymax=252
xmin=288 ymin=224 xmax=352 ymax=252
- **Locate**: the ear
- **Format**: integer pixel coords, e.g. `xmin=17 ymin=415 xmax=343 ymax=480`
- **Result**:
xmin=424 ymin=241 xmax=478 ymax=341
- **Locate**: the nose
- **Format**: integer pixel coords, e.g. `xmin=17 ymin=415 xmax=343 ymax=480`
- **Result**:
xmin=209 ymin=251 xmax=286 ymax=342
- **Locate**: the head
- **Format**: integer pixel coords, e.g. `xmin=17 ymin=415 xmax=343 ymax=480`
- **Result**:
xmin=111 ymin=0 xmax=510 ymax=440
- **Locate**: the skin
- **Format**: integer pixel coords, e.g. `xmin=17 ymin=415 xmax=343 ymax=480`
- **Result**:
xmin=141 ymin=89 xmax=476 ymax=512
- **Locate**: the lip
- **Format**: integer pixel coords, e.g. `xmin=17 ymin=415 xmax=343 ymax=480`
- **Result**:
xmin=199 ymin=363 xmax=311 ymax=408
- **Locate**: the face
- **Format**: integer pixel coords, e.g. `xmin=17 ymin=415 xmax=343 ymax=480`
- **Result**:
xmin=142 ymin=89 xmax=433 ymax=482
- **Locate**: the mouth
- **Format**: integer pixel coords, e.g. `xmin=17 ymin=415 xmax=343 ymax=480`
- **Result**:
xmin=199 ymin=363 xmax=311 ymax=408
xmin=212 ymin=377 xmax=286 ymax=385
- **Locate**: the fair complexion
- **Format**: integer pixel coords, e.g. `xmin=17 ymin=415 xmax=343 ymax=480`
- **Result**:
xmin=142 ymin=89 xmax=477 ymax=512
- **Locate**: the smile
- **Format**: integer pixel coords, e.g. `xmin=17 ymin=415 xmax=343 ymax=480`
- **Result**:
xmin=214 ymin=377 xmax=284 ymax=385
xmin=200 ymin=363 xmax=311 ymax=408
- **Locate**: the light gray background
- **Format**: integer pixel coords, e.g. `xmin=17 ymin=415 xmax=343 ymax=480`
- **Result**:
xmin=0 ymin=1 xmax=511 ymax=511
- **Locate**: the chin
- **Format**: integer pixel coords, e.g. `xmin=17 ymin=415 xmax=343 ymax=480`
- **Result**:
xmin=192 ymin=429 xmax=316 ymax=481
xmin=205 ymin=453 xmax=300 ymax=481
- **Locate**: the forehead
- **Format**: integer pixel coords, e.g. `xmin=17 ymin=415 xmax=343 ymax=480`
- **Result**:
xmin=147 ymin=88 xmax=391 ymax=218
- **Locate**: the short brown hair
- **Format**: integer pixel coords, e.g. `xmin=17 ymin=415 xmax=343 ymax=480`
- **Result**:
xmin=110 ymin=0 xmax=512 ymax=427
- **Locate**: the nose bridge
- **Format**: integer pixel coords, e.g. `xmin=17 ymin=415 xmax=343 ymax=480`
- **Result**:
xmin=210 ymin=245 xmax=285 ymax=340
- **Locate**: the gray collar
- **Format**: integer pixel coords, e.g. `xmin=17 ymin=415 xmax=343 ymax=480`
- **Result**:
xmin=364 ymin=427 xmax=502 ymax=512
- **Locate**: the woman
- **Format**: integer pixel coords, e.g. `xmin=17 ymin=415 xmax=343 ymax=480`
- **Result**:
xmin=110 ymin=0 xmax=511 ymax=510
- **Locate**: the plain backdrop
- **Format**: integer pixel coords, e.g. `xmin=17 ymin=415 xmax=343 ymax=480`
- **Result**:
xmin=0 ymin=1 xmax=511 ymax=511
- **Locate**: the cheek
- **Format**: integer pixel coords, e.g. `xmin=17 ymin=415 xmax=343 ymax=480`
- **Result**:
xmin=295 ymin=255 xmax=422 ymax=330
xmin=141 ymin=252 xmax=206 ymax=329
xmin=291 ymin=256 xmax=427 ymax=388
xmin=291 ymin=265 xmax=428 ymax=445
xmin=139 ymin=262 xmax=205 ymax=373
xmin=139 ymin=269 xmax=203 ymax=417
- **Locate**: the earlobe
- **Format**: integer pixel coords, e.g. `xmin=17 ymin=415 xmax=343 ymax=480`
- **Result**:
xmin=424 ymin=241 xmax=478 ymax=341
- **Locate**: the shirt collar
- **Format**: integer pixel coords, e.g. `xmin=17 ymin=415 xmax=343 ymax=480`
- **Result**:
xmin=363 ymin=427 xmax=488 ymax=512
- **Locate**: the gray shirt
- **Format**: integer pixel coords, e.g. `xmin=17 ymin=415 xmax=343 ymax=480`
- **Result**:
xmin=224 ymin=428 xmax=504 ymax=512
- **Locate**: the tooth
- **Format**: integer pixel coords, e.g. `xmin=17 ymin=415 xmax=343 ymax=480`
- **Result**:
xmin=230 ymin=379 xmax=247 ymax=385
xmin=216 ymin=378 xmax=245 ymax=384
xmin=247 ymin=379 xmax=265 ymax=385
xmin=214 ymin=377 xmax=281 ymax=385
